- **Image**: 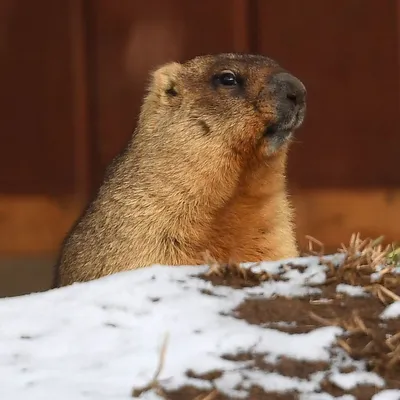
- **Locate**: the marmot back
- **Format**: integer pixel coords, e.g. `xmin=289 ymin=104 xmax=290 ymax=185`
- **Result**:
xmin=53 ymin=53 xmax=307 ymax=287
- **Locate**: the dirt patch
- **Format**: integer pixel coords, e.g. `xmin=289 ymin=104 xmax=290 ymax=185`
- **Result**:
xmin=166 ymin=387 xmax=297 ymax=400
xmin=234 ymin=297 xmax=321 ymax=333
xmin=283 ymin=262 xmax=309 ymax=274
xmin=222 ymin=352 xmax=329 ymax=380
xmin=132 ymin=234 xmax=400 ymax=400
xmin=234 ymin=286 xmax=399 ymax=386
xmin=198 ymin=261 xmax=280 ymax=289
xmin=320 ymin=378 xmax=381 ymax=399
xmin=186 ymin=370 xmax=223 ymax=381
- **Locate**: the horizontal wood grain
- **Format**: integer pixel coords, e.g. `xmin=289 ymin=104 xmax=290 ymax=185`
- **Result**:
xmin=0 ymin=196 xmax=82 ymax=255
xmin=1 ymin=190 xmax=398 ymax=256
xmin=293 ymin=189 xmax=400 ymax=252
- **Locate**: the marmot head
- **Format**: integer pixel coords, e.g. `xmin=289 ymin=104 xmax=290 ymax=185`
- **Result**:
xmin=140 ymin=53 xmax=306 ymax=159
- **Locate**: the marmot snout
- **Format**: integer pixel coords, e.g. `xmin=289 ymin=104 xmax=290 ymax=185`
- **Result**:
xmin=53 ymin=53 xmax=307 ymax=287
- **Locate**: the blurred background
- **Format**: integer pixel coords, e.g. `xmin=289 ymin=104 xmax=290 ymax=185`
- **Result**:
xmin=0 ymin=0 xmax=399 ymax=297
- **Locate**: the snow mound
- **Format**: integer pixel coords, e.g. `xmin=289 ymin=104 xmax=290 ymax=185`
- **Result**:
xmin=0 ymin=255 xmax=398 ymax=399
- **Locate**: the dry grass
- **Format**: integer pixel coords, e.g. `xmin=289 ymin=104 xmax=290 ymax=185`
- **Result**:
xmin=305 ymin=233 xmax=400 ymax=304
xmin=304 ymin=234 xmax=325 ymax=256
xmin=204 ymin=261 xmax=272 ymax=282
xmin=200 ymin=250 xmax=277 ymax=288
xmin=131 ymin=332 xmax=219 ymax=400
xmin=131 ymin=333 xmax=169 ymax=398
xmin=309 ymin=308 xmax=400 ymax=375
xmin=193 ymin=390 xmax=219 ymax=400
xmin=307 ymin=233 xmax=400 ymax=376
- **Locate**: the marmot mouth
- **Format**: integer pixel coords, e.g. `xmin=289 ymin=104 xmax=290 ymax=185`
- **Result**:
xmin=263 ymin=123 xmax=292 ymax=138
xmin=263 ymin=123 xmax=280 ymax=136
xmin=263 ymin=110 xmax=304 ymax=137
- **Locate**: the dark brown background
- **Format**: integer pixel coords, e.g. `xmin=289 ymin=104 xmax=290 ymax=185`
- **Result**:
xmin=1 ymin=0 xmax=399 ymax=296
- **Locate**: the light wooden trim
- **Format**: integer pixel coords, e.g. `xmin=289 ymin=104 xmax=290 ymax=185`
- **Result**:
xmin=0 ymin=195 xmax=82 ymax=256
xmin=0 ymin=189 xmax=399 ymax=256
xmin=293 ymin=188 xmax=400 ymax=251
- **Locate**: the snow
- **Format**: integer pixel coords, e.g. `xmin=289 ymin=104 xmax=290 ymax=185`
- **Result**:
xmin=0 ymin=256 xmax=397 ymax=399
xmin=329 ymin=371 xmax=385 ymax=390
xmin=241 ymin=370 xmax=316 ymax=393
xmin=300 ymin=394 xmax=355 ymax=400
xmin=336 ymin=283 xmax=366 ymax=297
xmin=372 ymin=390 xmax=400 ymax=400
xmin=380 ymin=301 xmax=400 ymax=320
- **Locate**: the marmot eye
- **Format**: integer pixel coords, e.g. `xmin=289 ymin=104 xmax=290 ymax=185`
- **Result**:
xmin=217 ymin=70 xmax=238 ymax=86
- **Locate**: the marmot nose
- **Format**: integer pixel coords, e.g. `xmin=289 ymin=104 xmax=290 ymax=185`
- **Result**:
xmin=269 ymin=72 xmax=306 ymax=106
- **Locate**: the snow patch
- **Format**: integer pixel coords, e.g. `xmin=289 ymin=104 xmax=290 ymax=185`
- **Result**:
xmin=372 ymin=390 xmax=400 ymax=400
xmin=380 ymin=301 xmax=400 ymax=320
xmin=336 ymin=283 xmax=367 ymax=297
xmin=0 ymin=256 xmax=394 ymax=399
xmin=329 ymin=371 xmax=385 ymax=390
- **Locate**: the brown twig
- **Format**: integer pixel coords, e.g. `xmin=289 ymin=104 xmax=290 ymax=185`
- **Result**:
xmin=131 ymin=332 xmax=170 ymax=398
xmin=194 ymin=390 xmax=219 ymax=400
xmin=305 ymin=235 xmax=325 ymax=256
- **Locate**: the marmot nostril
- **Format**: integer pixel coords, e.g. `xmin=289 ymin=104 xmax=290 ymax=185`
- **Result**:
xmin=285 ymin=81 xmax=306 ymax=106
xmin=271 ymin=72 xmax=306 ymax=106
xmin=286 ymin=92 xmax=298 ymax=104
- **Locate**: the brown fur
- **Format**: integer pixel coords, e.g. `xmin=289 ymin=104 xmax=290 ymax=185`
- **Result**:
xmin=53 ymin=53 xmax=306 ymax=287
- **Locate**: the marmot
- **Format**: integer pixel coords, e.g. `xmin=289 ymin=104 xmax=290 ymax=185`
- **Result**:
xmin=53 ymin=53 xmax=306 ymax=287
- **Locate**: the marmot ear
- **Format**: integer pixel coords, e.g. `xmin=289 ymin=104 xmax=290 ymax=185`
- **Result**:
xmin=150 ymin=62 xmax=182 ymax=98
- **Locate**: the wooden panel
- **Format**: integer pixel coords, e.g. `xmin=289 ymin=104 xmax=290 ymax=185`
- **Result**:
xmin=256 ymin=0 xmax=400 ymax=189
xmin=0 ymin=0 xmax=88 ymax=195
xmin=87 ymin=0 xmax=250 ymax=186
xmin=0 ymin=0 xmax=88 ymax=255
xmin=294 ymin=189 xmax=400 ymax=253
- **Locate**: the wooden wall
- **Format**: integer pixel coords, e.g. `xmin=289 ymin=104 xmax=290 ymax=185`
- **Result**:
xmin=0 ymin=0 xmax=399 ymax=257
